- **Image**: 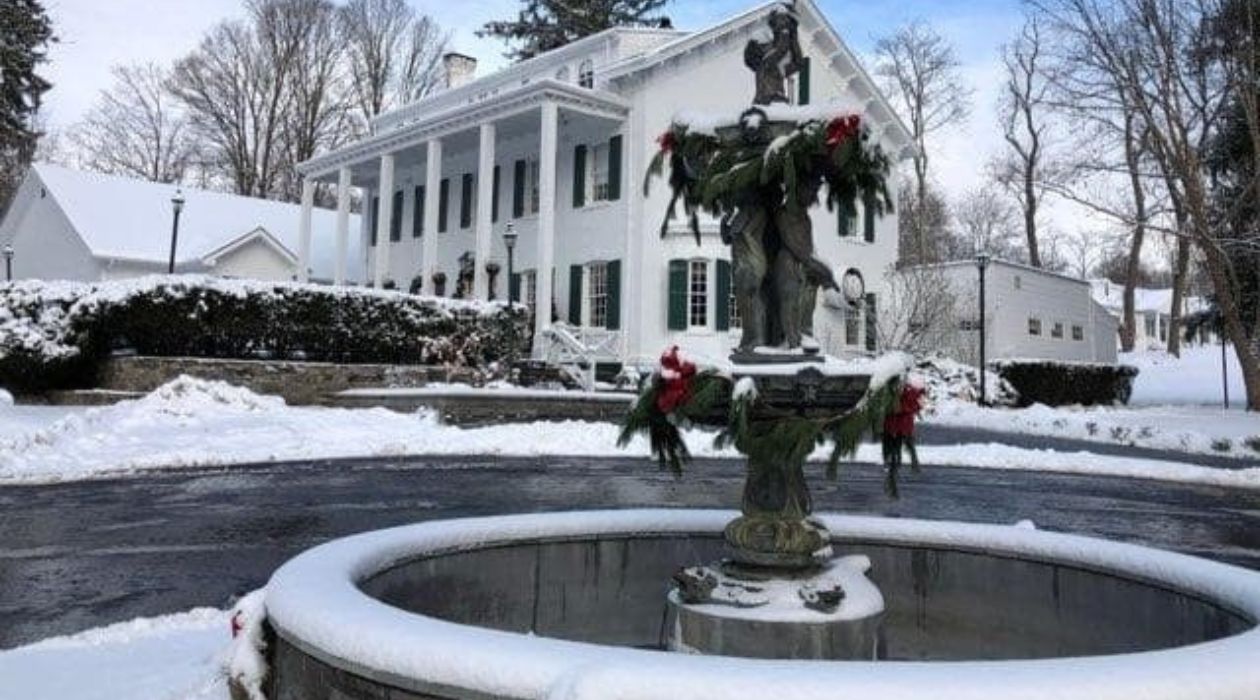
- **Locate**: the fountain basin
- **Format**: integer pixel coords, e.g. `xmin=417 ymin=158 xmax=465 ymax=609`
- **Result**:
xmin=264 ymin=509 xmax=1260 ymax=699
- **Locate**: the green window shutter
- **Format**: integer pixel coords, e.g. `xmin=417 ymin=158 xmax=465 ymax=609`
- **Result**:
xmin=573 ymin=144 xmax=587 ymax=208
xmin=606 ymin=259 xmax=621 ymax=330
xmin=568 ymin=264 xmax=583 ymax=325
xmin=390 ymin=190 xmax=403 ymax=242
xmin=369 ymin=196 xmax=379 ymax=246
xmin=412 ymin=186 xmax=425 ymax=237
xmin=798 ymin=57 xmax=811 ymax=106
xmin=715 ymin=258 xmax=732 ymax=331
xmin=865 ymin=292 xmax=878 ymax=352
xmin=667 ymin=259 xmax=688 ymax=331
xmin=460 ymin=174 xmax=473 ymax=228
xmin=492 ymin=165 xmax=501 ymax=223
xmin=608 ymin=135 xmax=623 ymax=201
xmin=510 ymin=273 xmax=521 ymax=304
xmin=863 ymin=191 xmax=876 ymax=243
xmin=438 ymin=178 xmax=450 ymax=232
xmin=513 ymin=160 xmax=526 ymax=218
xmin=838 ymin=200 xmax=853 ymax=237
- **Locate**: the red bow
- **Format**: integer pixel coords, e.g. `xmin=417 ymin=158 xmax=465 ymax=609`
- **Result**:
xmin=825 ymin=115 xmax=862 ymax=150
xmin=656 ymin=346 xmax=697 ymax=414
xmin=657 ymin=130 xmax=678 ymax=153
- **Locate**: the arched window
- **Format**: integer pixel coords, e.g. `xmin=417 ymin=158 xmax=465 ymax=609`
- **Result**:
xmin=578 ymin=59 xmax=594 ymax=89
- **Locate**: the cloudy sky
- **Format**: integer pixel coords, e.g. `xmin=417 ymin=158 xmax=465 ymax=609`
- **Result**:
xmin=40 ymin=0 xmax=1110 ymax=251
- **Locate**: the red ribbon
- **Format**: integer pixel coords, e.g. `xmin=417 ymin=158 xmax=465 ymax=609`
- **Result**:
xmin=656 ymin=345 xmax=697 ymax=414
xmin=825 ymin=115 xmax=862 ymax=150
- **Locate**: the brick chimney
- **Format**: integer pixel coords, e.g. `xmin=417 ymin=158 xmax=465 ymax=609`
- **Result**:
xmin=443 ymin=53 xmax=477 ymax=90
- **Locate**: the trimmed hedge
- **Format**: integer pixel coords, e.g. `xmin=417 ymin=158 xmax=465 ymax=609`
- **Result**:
xmin=993 ymin=360 xmax=1139 ymax=407
xmin=0 ymin=276 xmax=530 ymax=393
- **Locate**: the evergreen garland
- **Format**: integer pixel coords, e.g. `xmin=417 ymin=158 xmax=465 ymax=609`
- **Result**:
xmin=644 ymin=111 xmax=893 ymax=242
xmin=620 ymin=365 xmax=905 ymax=489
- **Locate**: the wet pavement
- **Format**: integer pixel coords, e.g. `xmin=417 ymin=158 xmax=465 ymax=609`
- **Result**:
xmin=3 ymin=454 xmax=1260 ymax=648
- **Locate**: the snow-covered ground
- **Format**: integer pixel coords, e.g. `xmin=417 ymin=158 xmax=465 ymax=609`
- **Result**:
xmin=0 ymin=607 xmax=229 ymax=700
xmin=1 ymin=375 xmax=1258 ymax=489
xmin=1126 ymin=345 xmax=1245 ymax=407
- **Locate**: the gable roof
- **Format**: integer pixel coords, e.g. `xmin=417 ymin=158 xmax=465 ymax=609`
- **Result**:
xmin=21 ymin=164 xmax=362 ymax=281
xmin=600 ymin=0 xmax=915 ymax=154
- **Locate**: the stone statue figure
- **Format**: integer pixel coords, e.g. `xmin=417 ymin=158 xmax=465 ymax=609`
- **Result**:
xmin=743 ymin=4 xmax=806 ymax=106
xmin=727 ymin=3 xmax=839 ymax=360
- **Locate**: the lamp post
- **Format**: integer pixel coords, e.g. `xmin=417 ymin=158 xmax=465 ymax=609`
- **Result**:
xmin=168 ymin=189 xmax=186 ymax=274
xmin=503 ymin=222 xmax=518 ymax=310
xmin=976 ymin=253 xmax=991 ymax=407
xmin=2 ymin=243 xmax=12 ymax=282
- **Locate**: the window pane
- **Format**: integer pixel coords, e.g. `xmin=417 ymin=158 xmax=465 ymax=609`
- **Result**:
xmin=587 ymin=263 xmax=608 ymax=328
xmin=689 ymin=260 xmax=708 ymax=328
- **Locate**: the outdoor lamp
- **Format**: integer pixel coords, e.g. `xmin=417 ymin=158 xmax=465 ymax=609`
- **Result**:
xmin=168 ymin=189 xmax=186 ymax=274
xmin=975 ymin=253 xmax=991 ymax=407
xmin=503 ymin=222 xmax=518 ymax=309
xmin=3 ymin=243 xmax=13 ymax=281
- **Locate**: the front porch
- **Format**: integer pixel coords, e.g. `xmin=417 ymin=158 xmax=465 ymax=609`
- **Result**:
xmin=294 ymin=78 xmax=629 ymax=351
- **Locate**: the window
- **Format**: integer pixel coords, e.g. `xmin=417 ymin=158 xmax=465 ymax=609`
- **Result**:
xmin=460 ymin=174 xmax=475 ymax=229
xmin=845 ymin=306 xmax=861 ymax=345
xmin=689 ymin=260 xmax=708 ymax=328
xmin=1072 ymin=325 xmax=1084 ymax=341
xmin=368 ymin=196 xmax=379 ymax=246
xmin=728 ymin=284 xmax=741 ymax=329
xmin=959 ymin=319 xmax=981 ymax=332
xmin=578 ymin=59 xmax=594 ymax=88
xmin=1144 ymin=313 xmax=1157 ymax=338
xmin=390 ymin=190 xmax=403 ymax=242
xmin=438 ymin=178 xmax=450 ymax=232
xmin=1051 ymin=321 xmax=1064 ymax=339
xmin=586 ymin=262 xmax=608 ymax=328
xmin=518 ymin=270 xmax=537 ymax=312
xmin=412 ymin=186 xmax=425 ymax=238
xmin=590 ymin=142 xmax=611 ymax=202
xmin=1028 ymin=318 xmax=1042 ymax=336
xmin=513 ymin=159 xmax=540 ymax=218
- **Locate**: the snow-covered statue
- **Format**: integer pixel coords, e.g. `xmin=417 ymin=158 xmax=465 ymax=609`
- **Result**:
xmin=744 ymin=5 xmax=806 ymax=106
xmin=646 ymin=1 xmax=890 ymax=360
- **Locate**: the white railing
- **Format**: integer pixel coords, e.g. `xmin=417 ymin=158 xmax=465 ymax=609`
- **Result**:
xmin=539 ymin=322 xmax=621 ymax=391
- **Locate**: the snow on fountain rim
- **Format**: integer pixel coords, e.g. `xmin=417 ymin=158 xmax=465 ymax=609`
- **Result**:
xmin=265 ymin=509 xmax=1260 ymax=700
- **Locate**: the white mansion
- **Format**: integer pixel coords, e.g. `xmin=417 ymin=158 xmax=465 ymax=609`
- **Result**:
xmin=292 ymin=0 xmax=913 ymax=368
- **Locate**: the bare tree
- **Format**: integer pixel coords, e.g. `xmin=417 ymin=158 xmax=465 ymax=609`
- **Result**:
xmin=69 ymin=63 xmax=194 ymax=183
xmin=875 ymin=21 xmax=973 ymax=263
xmin=338 ymin=0 xmax=448 ymax=128
xmin=992 ymin=17 xmax=1053 ymax=267
xmin=877 ymin=266 xmax=967 ymax=357
xmin=1034 ymin=0 xmax=1260 ymax=409
xmin=950 ymin=188 xmax=1023 ymax=261
xmin=1059 ymin=230 xmax=1113 ymax=278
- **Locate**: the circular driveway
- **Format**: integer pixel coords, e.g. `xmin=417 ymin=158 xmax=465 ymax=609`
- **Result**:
xmin=2 ymin=455 xmax=1259 ymax=648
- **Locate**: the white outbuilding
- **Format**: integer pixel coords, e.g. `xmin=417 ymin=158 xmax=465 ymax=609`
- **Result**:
xmin=292 ymin=0 xmax=915 ymax=371
xmin=903 ymin=259 xmax=1119 ymax=366
xmin=0 ymin=163 xmax=363 ymax=284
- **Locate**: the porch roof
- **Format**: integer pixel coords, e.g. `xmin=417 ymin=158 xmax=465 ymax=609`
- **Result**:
xmin=297 ymin=79 xmax=630 ymax=180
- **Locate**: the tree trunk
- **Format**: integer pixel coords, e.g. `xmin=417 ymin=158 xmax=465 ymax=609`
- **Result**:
xmin=1023 ymin=166 xmax=1040 ymax=268
xmin=1167 ymin=234 xmax=1190 ymax=357
xmin=1119 ymin=115 xmax=1146 ymax=354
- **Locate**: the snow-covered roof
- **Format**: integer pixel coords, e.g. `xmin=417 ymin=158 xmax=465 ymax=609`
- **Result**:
xmin=25 ymin=164 xmax=362 ymax=282
xmin=1089 ymin=279 xmax=1206 ymax=315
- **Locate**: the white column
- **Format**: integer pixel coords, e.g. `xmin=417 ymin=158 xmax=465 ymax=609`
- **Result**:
xmin=421 ymin=139 xmax=442 ymax=294
xmin=297 ymin=177 xmax=315 ymax=283
xmin=535 ymin=101 xmax=559 ymax=344
xmin=474 ymin=123 xmax=496 ymax=301
xmin=334 ymin=167 xmax=351 ymax=286
xmin=374 ymin=154 xmax=395 ymax=288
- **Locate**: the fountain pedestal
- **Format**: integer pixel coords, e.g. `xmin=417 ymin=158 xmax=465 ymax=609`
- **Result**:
xmin=667 ymin=555 xmax=885 ymax=660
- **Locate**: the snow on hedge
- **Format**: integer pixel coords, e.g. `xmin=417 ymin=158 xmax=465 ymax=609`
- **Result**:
xmin=0 ymin=275 xmax=526 ymax=392
xmin=3 ymin=376 xmax=1259 ymax=489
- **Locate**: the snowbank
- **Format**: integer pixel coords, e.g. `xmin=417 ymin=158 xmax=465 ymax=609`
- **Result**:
xmin=3 ymin=376 xmax=1259 ymax=490
xmin=0 ymin=607 xmax=229 ymax=700
xmin=1127 ymin=346 xmax=1245 ymax=407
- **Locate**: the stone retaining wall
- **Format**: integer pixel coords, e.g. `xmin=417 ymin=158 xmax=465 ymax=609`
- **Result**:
xmin=96 ymin=356 xmax=482 ymax=406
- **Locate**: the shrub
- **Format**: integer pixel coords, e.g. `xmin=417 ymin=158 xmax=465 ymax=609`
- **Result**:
xmin=1211 ymin=438 xmax=1233 ymax=453
xmin=993 ymin=360 xmax=1139 ymax=407
xmin=0 ymin=276 xmax=529 ymax=393
xmin=1247 ymin=436 xmax=1260 ymax=454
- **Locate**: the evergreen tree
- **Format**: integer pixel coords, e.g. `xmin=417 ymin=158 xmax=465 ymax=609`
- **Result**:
xmin=479 ymin=0 xmax=670 ymax=62
xmin=0 ymin=0 xmax=55 ymax=215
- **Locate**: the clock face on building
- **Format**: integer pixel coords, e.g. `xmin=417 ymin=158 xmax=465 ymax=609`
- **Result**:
xmin=842 ymin=268 xmax=865 ymax=306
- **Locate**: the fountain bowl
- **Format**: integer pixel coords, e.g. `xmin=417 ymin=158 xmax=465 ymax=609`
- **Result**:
xmin=264 ymin=509 xmax=1260 ymax=700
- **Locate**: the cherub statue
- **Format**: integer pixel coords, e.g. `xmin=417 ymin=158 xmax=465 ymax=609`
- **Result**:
xmin=743 ymin=4 xmax=806 ymax=106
